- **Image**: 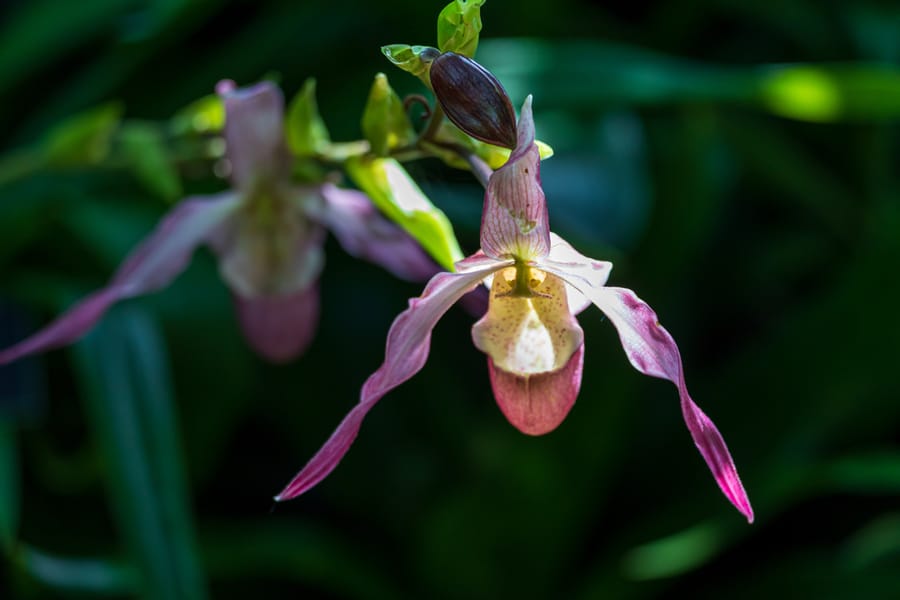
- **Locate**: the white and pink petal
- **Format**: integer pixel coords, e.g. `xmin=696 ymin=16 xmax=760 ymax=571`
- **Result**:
xmin=480 ymin=97 xmax=551 ymax=261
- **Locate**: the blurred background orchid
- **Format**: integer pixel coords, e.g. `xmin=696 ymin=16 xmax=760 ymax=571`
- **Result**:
xmin=1 ymin=0 xmax=899 ymax=599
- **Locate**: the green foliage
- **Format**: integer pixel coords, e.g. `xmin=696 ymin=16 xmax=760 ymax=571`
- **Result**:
xmin=381 ymin=44 xmax=439 ymax=84
xmin=42 ymin=103 xmax=122 ymax=167
xmin=171 ymin=94 xmax=225 ymax=136
xmin=345 ymin=156 xmax=463 ymax=270
xmin=0 ymin=421 xmax=18 ymax=553
xmin=361 ymin=73 xmax=416 ymax=156
xmin=119 ymin=123 xmax=183 ymax=202
xmin=436 ymin=0 xmax=485 ymax=57
xmin=286 ymin=78 xmax=331 ymax=156
xmin=72 ymin=309 xmax=206 ymax=600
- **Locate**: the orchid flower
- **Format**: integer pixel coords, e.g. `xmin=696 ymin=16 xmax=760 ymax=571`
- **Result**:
xmin=276 ymin=96 xmax=753 ymax=522
xmin=0 ymin=80 xmax=435 ymax=365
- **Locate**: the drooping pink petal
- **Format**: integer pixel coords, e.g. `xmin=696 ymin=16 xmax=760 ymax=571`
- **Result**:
xmin=0 ymin=194 xmax=241 ymax=365
xmin=233 ymin=283 xmax=319 ymax=363
xmin=561 ymin=278 xmax=753 ymax=522
xmin=218 ymin=80 xmax=291 ymax=190
xmin=480 ymin=96 xmax=551 ymax=261
xmin=275 ymin=254 xmax=508 ymax=501
xmin=488 ymin=343 xmax=584 ymax=435
xmin=316 ymin=184 xmax=438 ymax=281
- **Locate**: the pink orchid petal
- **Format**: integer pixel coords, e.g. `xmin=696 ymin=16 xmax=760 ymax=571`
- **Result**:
xmin=316 ymin=184 xmax=439 ymax=281
xmin=208 ymin=190 xmax=327 ymax=298
xmin=275 ymin=255 xmax=507 ymax=501
xmin=480 ymin=96 xmax=551 ymax=261
xmin=564 ymin=279 xmax=753 ymax=522
xmin=233 ymin=283 xmax=319 ymax=363
xmin=219 ymin=80 xmax=291 ymax=190
xmin=0 ymin=194 xmax=240 ymax=365
xmin=488 ymin=343 xmax=584 ymax=436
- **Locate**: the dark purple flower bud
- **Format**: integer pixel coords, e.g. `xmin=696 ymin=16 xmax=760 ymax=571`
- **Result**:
xmin=430 ymin=52 xmax=517 ymax=149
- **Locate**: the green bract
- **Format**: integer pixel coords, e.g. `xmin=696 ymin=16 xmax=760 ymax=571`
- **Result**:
xmin=436 ymin=0 xmax=485 ymax=57
xmin=381 ymin=45 xmax=439 ymax=84
xmin=171 ymin=93 xmax=224 ymax=135
xmin=119 ymin=124 xmax=183 ymax=202
xmin=286 ymin=78 xmax=331 ymax=156
xmin=43 ymin=103 xmax=122 ymax=167
xmin=345 ymin=156 xmax=463 ymax=271
xmin=362 ymin=74 xmax=416 ymax=157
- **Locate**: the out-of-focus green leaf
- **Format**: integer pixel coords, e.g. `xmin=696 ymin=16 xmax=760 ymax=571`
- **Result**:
xmin=361 ymin=73 xmax=416 ymax=156
xmin=479 ymin=39 xmax=900 ymax=122
xmin=0 ymin=420 xmax=18 ymax=553
xmin=346 ymin=156 xmax=463 ymax=270
xmin=621 ymin=523 xmax=722 ymax=580
xmin=759 ymin=64 xmax=900 ymax=122
xmin=202 ymin=521 xmax=401 ymax=600
xmin=286 ymin=78 xmax=331 ymax=157
xmin=119 ymin=123 xmax=183 ymax=202
xmin=171 ymin=94 xmax=225 ymax=136
xmin=381 ymin=44 xmax=439 ymax=84
xmin=843 ymin=513 xmax=900 ymax=569
xmin=72 ymin=308 xmax=206 ymax=600
xmin=437 ymin=0 xmax=485 ymax=57
xmin=13 ymin=544 xmax=138 ymax=595
xmin=0 ymin=0 xmax=131 ymax=91
xmin=42 ymin=103 xmax=123 ymax=167
xmin=824 ymin=453 xmax=900 ymax=493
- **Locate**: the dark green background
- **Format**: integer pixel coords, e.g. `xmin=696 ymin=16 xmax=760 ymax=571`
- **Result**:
xmin=1 ymin=0 xmax=899 ymax=598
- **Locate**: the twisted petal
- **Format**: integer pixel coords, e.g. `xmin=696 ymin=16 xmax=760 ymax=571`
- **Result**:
xmin=480 ymin=96 xmax=550 ymax=261
xmin=316 ymin=184 xmax=439 ymax=281
xmin=560 ymin=276 xmax=754 ymax=522
xmin=0 ymin=194 xmax=240 ymax=365
xmin=488 ymin=343 xmax=584 ymax=436
xmin=275 ymin=254 xmax=508 ymax=501
xmin=218 ymin=80 xmax=291 ymax=190
xmin=233 ymin=283 xmax=319 ymax=363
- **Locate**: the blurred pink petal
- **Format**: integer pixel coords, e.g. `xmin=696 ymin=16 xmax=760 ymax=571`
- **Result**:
xmin=488 ymin=343 xmax=584 ymax=435
xmin=208 ymin=193 xmax=326 ymax=299
xmin=0 ymin=194 xmax=240 ymax=365
xmin=316 ymin=184 xmax=438 ymax=281
xmin=275 ymin=255 xmax=506 ymax=500
xmin=218 ymin=80 xmax=291 ymax=189
xmin=571 ymin=284 xmax=754 ymax=522
xmin=233 ymin=283 xmax=320 ymax=363
xmin=480 ymin=97 xmax=550 ymax=260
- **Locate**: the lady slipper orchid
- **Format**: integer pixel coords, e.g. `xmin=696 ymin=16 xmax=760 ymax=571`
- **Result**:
xmin=0 ymin=80 xmax=435 ymax=365
xmin=276 ymin=96 xmax=753 ymax=523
